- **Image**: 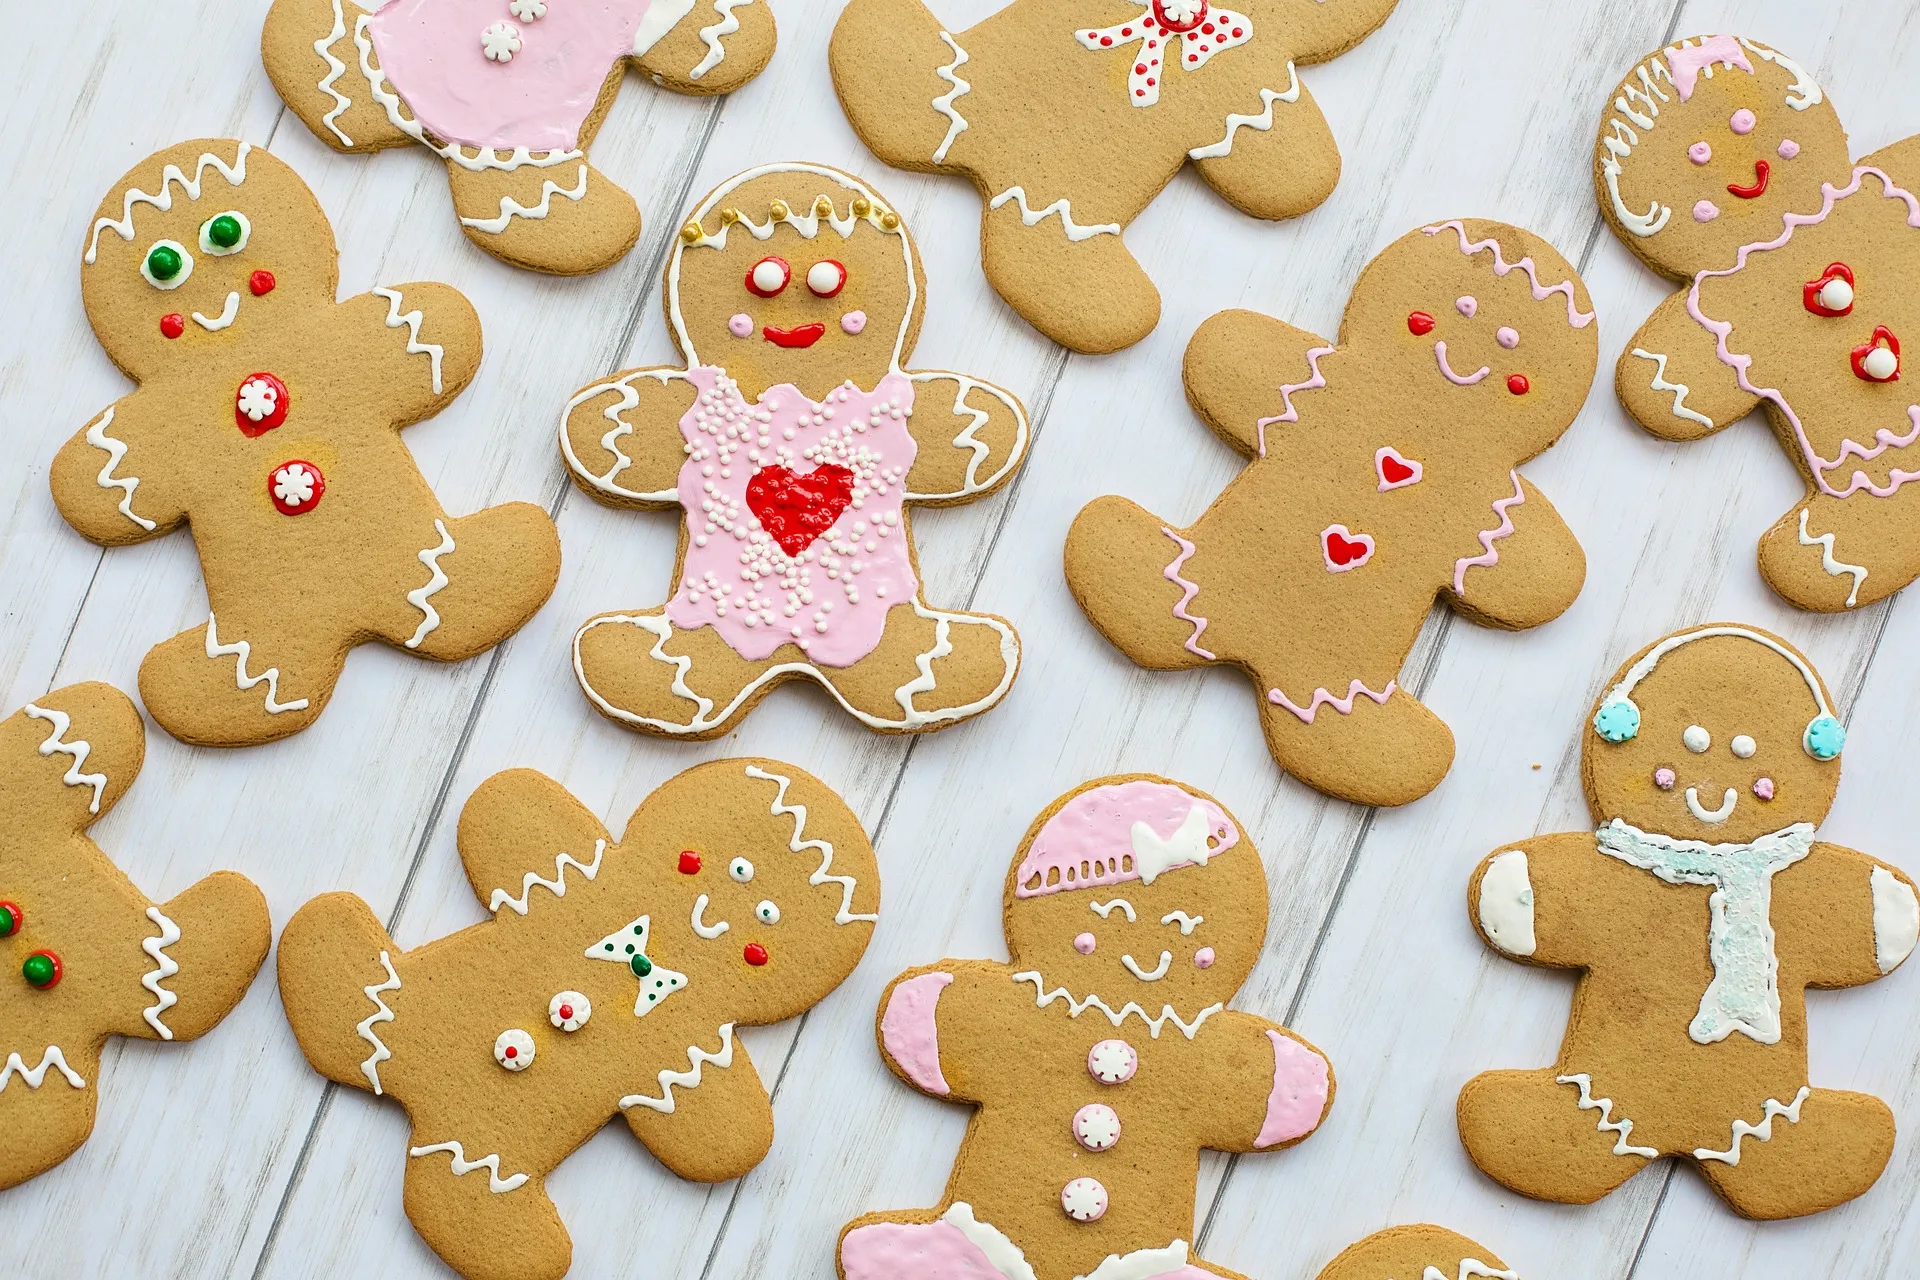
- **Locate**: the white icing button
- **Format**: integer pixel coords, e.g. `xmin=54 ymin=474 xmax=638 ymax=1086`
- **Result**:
xmin=1731 ymin=734 xmax=1757 ymax=759
xmin=1683 ymin=724 xmax=1711 ymax=753
xmin=1820 ymin=277 xmax=1854 ymax=311
xmin=1061 ymin=1177 xmax=1108 ymax=1223
xmin=1864 ymin=345 xmax=1899 ymax=380
xmin=494 ymin=1028 xmax=536 ymax=1070
xmin=1087 ymin=1039 xmax=1137 ymax=1085
xmin=1072 ymin=1103 xmax=1121 ymax=1152
xmin=481 ymin=21 xmax=523 ymax=62
xmin=548 ymin=991 xmax=590 ymax=1032
xmin=508 ymin=0 xmax=547 ymax=18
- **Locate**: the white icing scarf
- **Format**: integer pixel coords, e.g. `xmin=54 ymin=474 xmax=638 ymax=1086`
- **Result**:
xmin=1595 ymin=819 xmax=1814 ymax=1045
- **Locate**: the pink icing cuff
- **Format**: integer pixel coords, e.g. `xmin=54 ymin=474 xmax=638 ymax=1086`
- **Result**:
xmin=1256 ymin=1030 xmax=1329 ymax=1148
xmin=882 ymin=972 xmax=953 ymax=1095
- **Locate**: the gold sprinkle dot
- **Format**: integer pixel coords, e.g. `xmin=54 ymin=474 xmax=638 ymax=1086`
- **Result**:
xmin=880 ymin=211 xmax=900 ymax=230
xmin=720 ymin=207 xmax=741 ymax=225
xmin=814 ymin=196 xmax=833 ymax=217
xmin=851 ymin=197 xmax=871 ymax=216
xmin=680 ymin=222 xmax=702 ymax=243
xmin=769 ymin=200 xmax=790 ymax=220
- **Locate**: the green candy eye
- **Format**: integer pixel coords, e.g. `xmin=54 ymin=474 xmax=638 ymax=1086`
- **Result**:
xmin=148 ymin=245 xmax=181 ymax=279
xmin=200 ymin=210 xmax=251 ymax=256
xmin=141 ymin=239 xmax=192 ymax=290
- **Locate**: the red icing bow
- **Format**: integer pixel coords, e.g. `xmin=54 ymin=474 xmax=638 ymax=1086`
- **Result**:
xmin=1075 ymin=0 xmax=1253 ymax=107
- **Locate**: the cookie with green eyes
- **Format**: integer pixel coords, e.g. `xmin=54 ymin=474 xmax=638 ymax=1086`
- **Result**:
xmin=1598 ymin=35 xmax=1920 ymax=612
xmin=278 ymin=758 xmax=878 ymax=1280
xmin=1460 ymin=623 xmax=1920 ymax=1220
xmin=52 ymin=138 xmax=560 ymax=747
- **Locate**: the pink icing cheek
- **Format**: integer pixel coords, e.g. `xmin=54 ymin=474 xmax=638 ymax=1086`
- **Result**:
xmin=1654 ymin=767 xmax=1676 ymax=790
xmin=1731 ymin=108 xmax=1757 ymax=135
xmin=1456 ymin=296 xmax=1477 ymax=317
xmin=1496 ymin=327 xmax=1519 ymax=350
xmin=1754 ymin=777 xmax=1776 ymax=800
xmin=1073 ymin=932 xmax=1097 ymax=955
xmin=841 ymin=310 xmax=867 ymax=335
xmin=1778 ymin=139 xmax=1800 ymax=160
xmin=728 ymin=313 xmax=753 ymax=338
xmin=1694 ymin=200 xmax=1720 ymax=222
xmin=1689 ymin=141 xmax=1713 ymax=165
xmin=1194 ymin=946 xmax=1215 ymax=969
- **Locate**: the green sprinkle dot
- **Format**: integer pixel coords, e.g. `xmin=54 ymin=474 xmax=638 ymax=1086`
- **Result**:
xmin=208 ymin=215 xmax=243 ymax=249
xmin=22 ymin=953 xmax=57 ymax=988
xmin=0 ymin=906 xmax=15 ymax=936
xmin=147 ymin=244 xmax=182 ymax=281
xmin=630 ymin=954 xmax=653 ymax=978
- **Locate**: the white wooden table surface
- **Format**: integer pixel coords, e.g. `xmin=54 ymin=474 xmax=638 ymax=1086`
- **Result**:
xmin=6 ymin=1 xmax=1919 ymax=1276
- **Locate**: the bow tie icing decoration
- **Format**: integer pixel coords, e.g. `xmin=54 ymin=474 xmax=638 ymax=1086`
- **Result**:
xmin=1075 ymin=0 xmax=1254 ymax=107
xmin=587 ymin=914 xmax=689 ymax=1016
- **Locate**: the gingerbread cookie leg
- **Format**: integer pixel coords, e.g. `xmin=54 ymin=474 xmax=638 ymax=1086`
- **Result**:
xmin=446 ymin=157 xmax=642 ymax=277
xmin=137 ymin=611 xmax=344 ymax=747
xmin=0 ymin=1045 xmax=100 ymax=1191
xmin=633 ymin=0 xmax=778 ymax=97
xmin=402 ymin=1117 xmax=571 ymax=1280
xmin=262 ymin=0 xmax=414 ymax=153
xmin=1693 ymin=1087 xmax=1895 ymax=1220
xmin=1256 ymin=676 xmax=1454 ymax=808
xmin=620 ymin=1039 xmax=775 ymax=1182
xmin=383 ymin=503 xmax=562 ymax=661
xmin=1617 ymin=293 xmax=1762 ymax=443
xmin=981 ymin=192 xmax=1157 ymax=354
xmin=827 ymin=0 xmax=957 ymax=173
xmin=1065 ymin=497 xmax=1217 ymax=672
xmin=1188 ymin=75 xmax=1342 ymax=220
xmin=1757 ymin=493 xmax=1909 ymax=612
xmin=573 ymin=609 xmax=766 ymax=738
xmin=1456 ymin=1067 xmax=1651 ymax=1204
xmin=816 ymin=598 xmax=1020 ymax=731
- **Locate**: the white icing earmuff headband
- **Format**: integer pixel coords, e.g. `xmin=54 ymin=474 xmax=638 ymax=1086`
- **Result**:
xmin=1592 ymin=626 xmax=1844 ymax=760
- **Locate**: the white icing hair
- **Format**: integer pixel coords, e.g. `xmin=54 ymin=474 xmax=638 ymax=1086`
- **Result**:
xmin=1600 ymin=37 xmax=1824 ymax=239
xmin=85 ymin=142 xmax=251 ymax=265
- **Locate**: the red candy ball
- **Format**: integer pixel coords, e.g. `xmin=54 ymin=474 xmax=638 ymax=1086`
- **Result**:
xmin=250 ymin=270 xmax=276 ymax=296
xmin=160 ymin=313 xmax=185 ymax=339
xmin=1506 ymin=374 xmax=1530 ymax=395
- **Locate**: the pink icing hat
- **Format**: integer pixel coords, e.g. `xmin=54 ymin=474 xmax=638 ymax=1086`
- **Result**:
xmin=1013 ymin=779 xmax=1238 ymax=898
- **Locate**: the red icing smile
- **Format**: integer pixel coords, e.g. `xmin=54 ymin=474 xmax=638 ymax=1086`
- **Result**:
xmin=745 ymin=463 xmax=856 ymax=555
xmin=764 ymin=323 xmax=826 ymax=348
xmin=1727 ymin=159 xmax=1770 ymax=199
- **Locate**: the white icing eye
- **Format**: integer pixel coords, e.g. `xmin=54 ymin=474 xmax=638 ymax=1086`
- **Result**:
xmin=755 ymin=900 xmax=780 ymax=925
xmin=1683 ymin=725 xmax=1711 ymax=753
xmin=807 ymin=259 xmax=848 ymax=297
xmin=1731 ymin=734 xmax=1757 ymax=758
xmin=141 ymin=240 xmax=193 ymax=290
xmin=746 ymin=256 xmax=790 ymax=297
xmin=199 ymin=211 xmax=251 ymax=256
xmin=729 ymin=857 xmax=754 ymax=883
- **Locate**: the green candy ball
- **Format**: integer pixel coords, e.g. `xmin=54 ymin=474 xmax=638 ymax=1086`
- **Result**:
xmin=22 ymin=953 xmax=57 ymax=988
xmin=629 ymin=954 xmax=653 ymax=978
xmin=146 ymin=244 xmax=183 ymax=281
xmin=208 ymin=215 xmax=243 ymax=249
xmin=0 ymin=905 xmax=15 ymax=937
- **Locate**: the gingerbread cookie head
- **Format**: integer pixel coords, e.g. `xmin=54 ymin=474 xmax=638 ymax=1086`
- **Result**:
xmin=1004 ymin=777 xmax=1264 ymax=1010
xmin=1585 ymin=625 xmax=1843 ymax=845
xmin=82 ymin=141 xmax=333 ymax=376
xmin=671 ymin=164 xmax=924 ymax=403
xmin=1595 ymin=35 xmax=1844 ymax=278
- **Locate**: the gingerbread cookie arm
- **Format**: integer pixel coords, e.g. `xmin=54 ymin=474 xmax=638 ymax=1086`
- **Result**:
xmin=1786 ymin=843 xmax=1920 ymax=989
xmin=142 ymin=871 xmax=272 ymax=1043
xmin=1188 ymin=76 xmax=1342 ymax=221
xmin=632 ymin=0 xmax=776 ymax=95
xmin=620 ymin=1034 xmax=775 ymax=1181
xmin=1469 ymin=833 xmax=1599 ymax=969
xmin=1617 ymin=292 xmax=1760 ymax=442
xmin=50 ymin=394 xmax=185 ymax=545
xmin=901 ymin=372 xmax=1030 ymax=503
xmin=1276 ymin=0 xmax=1403 ymax=64
xmin=1190 ymin=1012 xmax=1334 ymax=1154
xmin=1443 ymin=475 xmax=1586 ymax=630
xmin=4 ymin=682 xmax=144 ymax=832
xmin=336 ymin=284 xmax=482 ymax=427
xmin=874 ymin=960 xmax=1015 ymax=1104
xmin=262 ymin=0 xmax=413 ymax=153
xmin=454 ymin=769 xmax=615 ymax=921
xmin=1184 ymin=309 xmax=1336 ymax=458
xmin=560 ymin=367 xmax=699 ymax=508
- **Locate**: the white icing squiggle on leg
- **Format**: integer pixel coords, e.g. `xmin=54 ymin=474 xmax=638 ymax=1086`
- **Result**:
xmin=205 ymin=614 xmax=311 ymax=714
xmin=1693 ymin=1086 xmax=1811 ymax=1163
xmin=404 ymin=519 xmax=456 ymax=648
xmin=1629 ymin=348 xmax=1713 ymax=428
xmin=408 ymin=1140 xmax=529 ymax=1192
xmin=140 ymin=907 xmax=181 ymax=1039
xmin=0 ymin=1048 xmax=87 ymax=1091
xmin=84 ymin=408 xmax=156 ymax=532
xmin=1160 ymin=528 xmax=1215 ymax=659
xmin=1557 ymin=1072 xmax=1658 ymax=1157
xmin=989 ymin=187 xmax=1121 ymax=242
xmin=1187 ymin=63 xmax=1300 ymax=160
xmin=460 ymin=164 xmax=589 ymax=234
xmin=619 ymin=1023 xmax=736 ymax=1111
xmin=1452 ymin=471 xmax=1525 ymax=594
xmin=22 ymin=703 xmax=108 ymax=813
xmin=357 ymin=950 xmax=401 ymax=1095
xmin=1796 ymin=508 xmax=1866 ymax=607
xmin=931 ymin=32 xmax=971 ymax=164
xmin=313 ymin=0 xmax=356 ymax=146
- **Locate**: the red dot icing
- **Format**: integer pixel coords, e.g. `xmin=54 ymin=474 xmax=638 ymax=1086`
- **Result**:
xmin=250 ymin=269 xmax=276 ymax=296
xmin=1506 ymin=374 xmax=1530 ymax=395
xmin=678 ymin=851 xmax=703 ymax=875
xmin=1407 ymin=311 xmax=1436 ymax=336
xmin=744 ymin=942 xmax=769 ymax=966
xmin=160 ymin=313 xmax=185 ymax=339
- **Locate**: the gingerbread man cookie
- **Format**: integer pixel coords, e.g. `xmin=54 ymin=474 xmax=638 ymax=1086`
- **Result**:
xmin=1460 ymin=624 xmax=1920 ymax=1219
xmin=830 ymin=0 xmax=1400 ymax=353
xmin=837 ymin=776 xmax=1332 ymax=1280
xmin=1 ymin=682 xmax=269 ymax=1190
xmin=1310 ymin=1226 xmax=1517 ymax=1280
xmin=562 ymin=163 xmax=1028 ymax=739
xmin=278 ymin=759 xmax=877 ymax=1280
xmin=52 ymin=140 xmax=561 ymax=747
xmin=263 ymin=0 xmax=776 ymax=274
xmin=1066 ymin=220 xmax=1595 ymax=807
xmin=1598 ymin=35 xmax=1920 ymax=611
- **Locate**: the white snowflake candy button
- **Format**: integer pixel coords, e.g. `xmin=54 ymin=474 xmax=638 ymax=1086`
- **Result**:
xmin=1087 ymin=1038 xmax=1137 ymax=1085
xmin=1060 ymin=1177 xmax=1108 ymax=1223
xmin=481 ymin=21 xmax=523 ymax=62
xmin=494 ymin=1028 xmax=536 ymax=1070
xmin=234 ymin=372 xmax=289 ymax=435
xmin=548 ymin=991 xmax=591 ymax=1032
xmin=508 ymin=0 xmax=547 ymax=19
xmin=268 ymin=460 xmax=326 ymax=515
xmin=1072 ymin=1103 xmax=1121 ymax=1152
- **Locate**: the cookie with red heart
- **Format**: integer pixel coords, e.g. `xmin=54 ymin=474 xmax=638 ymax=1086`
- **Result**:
xmin=1066 ymin=219 xmax=1596 ymax=806
xmin=561 ymin=163 xmax=1030 ymax=739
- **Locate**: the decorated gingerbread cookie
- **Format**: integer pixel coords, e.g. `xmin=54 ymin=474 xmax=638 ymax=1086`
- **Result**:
xmin=1598 ymin=35 xmax=1920 ymax=611
xmin=1310 ymin=1226 xmax=1517 ymax=1280
xmin=562 ymin=162 xmax=1028 ymax=739
xmin=52 ymin=140 xmax=561 ymax=747
xmin=838 ymin=776 xmax=1333 ymax=1280
xmin=829 ymin=0 xmax=1401 ymax=352
xmin=263 ymin=0 xmax=776 ymax=274
xmin=279 ymin=759 xmax=877 ymax=1280
xmin=1 ymin=683 xmax=270 ymax=1190
xmin=1066 ymin=220 xmax=1595 ymax=807
xmin=1460 ymin=624 xmax=1920 ymax=1219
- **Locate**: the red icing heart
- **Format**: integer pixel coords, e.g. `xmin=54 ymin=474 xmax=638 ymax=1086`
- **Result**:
xmin=745 ymin=463 xmax=856 ymax=556
xmin=1804 ymin=262 xmax=1854 ymax=317
xmin=1379 ymin=453 xmax=1415 ymax=485
xmin=1322 ymin=524 xmax=1375 ymax=571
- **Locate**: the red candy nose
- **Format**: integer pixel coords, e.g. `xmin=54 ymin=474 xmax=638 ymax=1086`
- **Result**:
xmin=558 ymin=1004 xmax=574 ymax=1020
xmin=678 ymin=851 xmax=702 ymax=874
xmin=250 ymin=270 xmax=276 ymax=296
xmin=1407 ymin=311 xmax=1436 ymax=336
xmin=160 ymin=313 xmax=185 ymax=339
xmin=1506 ymin=374 xmax=1530 ymax=395
xmin=743 ymin=943 xmax=769 ymax=967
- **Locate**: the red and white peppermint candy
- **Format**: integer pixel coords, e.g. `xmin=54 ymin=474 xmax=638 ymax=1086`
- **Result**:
xmin=235 ymin=372 xmax=289 ymax=436
xmin=269 ymin=460 xmax=326 ymax=515
xmin=1075 ymin=0 xmax=1253 ymax=107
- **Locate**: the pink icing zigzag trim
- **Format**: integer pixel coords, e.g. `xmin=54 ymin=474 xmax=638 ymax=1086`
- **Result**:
xmin=1255 ymin=344 xmax=1337 ymax=456
xmin=1685 ymin=166 xmax=1920 ymax=498
xmin=1422 ymin=221 xmax=1596 ymax=328
xmin=1267 ymin=678 xmax=1396 ymax=723
xmin=1160 ymin=527 xmax=1216 ymax=659
xmin=1452 ymin=471 xmax=1526 ymax=593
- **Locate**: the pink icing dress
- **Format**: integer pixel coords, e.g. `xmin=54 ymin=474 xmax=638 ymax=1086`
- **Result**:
xmin=365 ymin=0 xmax=666 ymax=153
xmin=667 ymin=367 xmax=919 ymax=666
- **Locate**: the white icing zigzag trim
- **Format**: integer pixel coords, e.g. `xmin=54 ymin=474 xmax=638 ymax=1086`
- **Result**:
xmin=1013 ymin=972 xmax=1220 ymax=1040
xmin=689 ymin=0 xmax=751 ymax=80
xmin=1423 ymin=1263 xmax=1519 ymax=1280
xmin=744 ymin=765 xmax=876 ymax=925
xmin=489 ymin=839 xmax=607 ymax=916
xmin=314 ymin=0 xmax=355 ymax=146
xmin=85 ymin=407 xmax=157 ymax=531
xmin=0 ymin=1047 xmax=87 ymax=1092
xmin=1693 ymin=1085 xmax=1810 ymax=1163
xmin=1629 ymin=348 xmax=1713 ymax=429
xmin=205 ymin=613 xmax=310 ymax=714
xmin=404 ymin=519 xmax=455 ymax=648
xmin=619 ymin=1022 xmax=735 ymax=1111
xmin=140 ymin=906 xmax=181 ymax=1040
xmin=370 ymin=287 xmax=446 ymax=394
xmin=461 ymin=164 xmax=589 ymax=234
xmin=559 ymin=368 xmax=692 ymax=502
xmin=989 ymin=187 xmax=1121 ymax=242
xmin=903 ymin=372 xmax=1028 ymax=498
xmin=931 ymin=31 xmax=972 ymax=164
xmin=22 ymin=703 xmax=108 ymax=814
xmin=86 ymin=144 xmax=251 ymax=263
xmin=1557 ymin=1072 xmax=1658 ymax=1157
xmin=408 ymin=1140 xmax=530 ymax=1192
xmin=357 ymin=950 xmax=402 ymax=1095
xmin=1797 ymin=508 xmax=1866 ymax=608
xmin=1187 ymin=63 xmax=1300 ymax=160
